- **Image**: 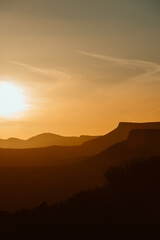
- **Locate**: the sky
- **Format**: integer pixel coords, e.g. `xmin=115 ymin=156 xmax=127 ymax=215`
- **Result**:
xmin=0 ymin=0 xmax=160 ymax=138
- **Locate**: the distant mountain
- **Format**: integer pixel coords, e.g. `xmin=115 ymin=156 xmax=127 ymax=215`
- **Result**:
xmin=0 ymin=133 xmax=98 ymax=149
xmin=0 ymin=127 xmax=160 ymax=211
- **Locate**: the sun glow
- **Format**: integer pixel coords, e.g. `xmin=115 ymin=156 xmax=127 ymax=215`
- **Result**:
xmin=0 ymin=82 xmax=26 ymax=117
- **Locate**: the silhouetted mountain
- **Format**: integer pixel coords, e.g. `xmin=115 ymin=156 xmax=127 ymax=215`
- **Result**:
xmin=81 ymin=121 xmax=160 ymax=155
xmin=86 ymin=128 xmax=160 ymax=171
xmin=1 ymin=122 xmax=159 ymax=151
xmin=0 ymin=133 xmax=97 ymax=149
xmin=0 ymin=122 xmax=160 ymax=168
xmin=0 ymin=156 xmax=160 ymax=240
xmin=0 ymin=128 xmax=159 ymax=212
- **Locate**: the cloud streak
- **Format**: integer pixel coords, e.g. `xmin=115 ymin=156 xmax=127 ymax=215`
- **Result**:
xmin=78 ymin=51 xmax=160 ymax=80
xmin=8 ymin=61 xmax=71 ymax=82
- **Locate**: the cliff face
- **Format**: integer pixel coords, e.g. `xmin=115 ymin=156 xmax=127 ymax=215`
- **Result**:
xmin=85 ymin=128 xmax=160 ymax=173
xmin=82 ymin=122 xmax=160 ymax=155
xmin=117 ymin=122 xmax=160 ymax=132
xmin=127 ymin=129 xmax=160 ymax=147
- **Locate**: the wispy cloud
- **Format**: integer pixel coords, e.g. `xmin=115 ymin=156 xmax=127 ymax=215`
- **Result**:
xmin=78 ymin=51 xmax=160 ymax=80
xmin=8 ymin=61 xmax=71 ymax=82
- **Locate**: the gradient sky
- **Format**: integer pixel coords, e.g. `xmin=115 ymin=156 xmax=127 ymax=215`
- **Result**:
xmin=0 ymin=0 xmax=160 ymax=138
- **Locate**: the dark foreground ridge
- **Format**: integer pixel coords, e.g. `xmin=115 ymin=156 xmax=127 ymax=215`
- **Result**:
xmin=0 ymin=156 xmax=160 ymax=240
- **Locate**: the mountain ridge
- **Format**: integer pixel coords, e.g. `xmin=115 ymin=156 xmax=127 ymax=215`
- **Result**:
xmin=0 ymin=122 xmax=160 ymax=150
xmin=85 ymin=128 xmax=160 ymax=172
xmin=81 ymin=121 xmax=160 ymax=155
xmin=0 ymin=133 xmax=98 ymax=149
xmin=0 ymin=122 xmax=160 ymax=168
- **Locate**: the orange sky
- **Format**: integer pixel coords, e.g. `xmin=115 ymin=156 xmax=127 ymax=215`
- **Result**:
xmin=0 ymin=0 xmax=160 ymax=138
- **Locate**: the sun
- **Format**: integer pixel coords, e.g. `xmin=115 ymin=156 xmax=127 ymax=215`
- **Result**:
xmin=0 ymin=82 xmax=26 ymax=117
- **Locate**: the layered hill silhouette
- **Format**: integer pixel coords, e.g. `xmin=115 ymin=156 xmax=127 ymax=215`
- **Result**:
xmin=0 ymin=122 xmax=160 ymax=167
xmin=0 ymin=133 xmax=97 ymax=149
xmin=0 ymin=124 xmax=160 ymax=211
